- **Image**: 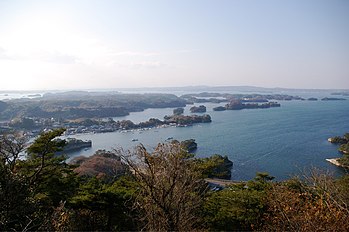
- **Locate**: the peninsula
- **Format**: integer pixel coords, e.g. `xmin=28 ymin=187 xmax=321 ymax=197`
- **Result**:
xmin=327 ymin=133 xmax=349 ymax=168
xmin=55 ymin=138 xmax=92 ymax=154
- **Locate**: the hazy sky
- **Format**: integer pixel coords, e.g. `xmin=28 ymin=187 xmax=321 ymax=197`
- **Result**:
xmin=0 ymin=0 xmax=348 ymax=90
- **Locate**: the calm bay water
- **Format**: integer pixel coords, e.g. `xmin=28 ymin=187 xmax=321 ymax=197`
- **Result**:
xmin=66 ymin=94 xmax=349 ymax=181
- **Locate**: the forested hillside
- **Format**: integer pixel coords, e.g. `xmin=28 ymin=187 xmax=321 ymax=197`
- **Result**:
xmin=1 ymin=129 xmax=349 ymax=231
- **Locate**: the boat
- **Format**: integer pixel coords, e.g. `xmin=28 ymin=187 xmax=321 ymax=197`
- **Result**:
xmin=131 ymin=138 xmax=138 ymax=142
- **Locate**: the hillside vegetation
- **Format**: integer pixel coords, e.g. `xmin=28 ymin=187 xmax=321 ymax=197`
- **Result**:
xmin=1 ymin=129 xmax=349 ymax=231
xmin=0 ymin=92 xmax=187 ymax=120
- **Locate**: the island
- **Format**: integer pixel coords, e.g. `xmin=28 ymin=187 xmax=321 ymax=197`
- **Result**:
xmin=213 ymin=106 xmax=226 ymax=111
xmin=307 ymin=97 xmax=318 ymax=101
xmin=331 ymin=92 xmax=349 ymax=96
xmin=321 ymin=97 xmax=346 ymax=101
xmin=225 ymin=100 xmax=280 ymax=110
xmin=180 ymin=92 xmax=305 ymax=103
xmin=163 ymin=114 xmax=211 ymax=126
xmin=173 ymin=107 xmax=184 ymax=115
xmin=190 ymin=105 xmax=207 ymax=113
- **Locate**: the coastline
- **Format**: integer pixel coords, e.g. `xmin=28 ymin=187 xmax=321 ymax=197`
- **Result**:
xmin=326 ymin=158 xmax=348 ymax=169
xmin=326 ymin=158 xmax=341 ymax=166
xmin=27 ymin=100 xmax=349 ymax=181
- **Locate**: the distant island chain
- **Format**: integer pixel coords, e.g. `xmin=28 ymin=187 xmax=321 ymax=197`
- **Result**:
xmin=1 ymin=91 xmax=345 ymax=137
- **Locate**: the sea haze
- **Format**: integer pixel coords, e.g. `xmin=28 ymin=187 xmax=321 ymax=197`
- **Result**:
xmin=64 ymin=89 xmax=349 ymax=181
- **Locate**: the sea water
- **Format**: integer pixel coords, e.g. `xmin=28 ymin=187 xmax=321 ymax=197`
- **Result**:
xmin=64 ymin=101 xmax=349 ymax=180
xmin=66 ymin=96 xmax=349 ymax=181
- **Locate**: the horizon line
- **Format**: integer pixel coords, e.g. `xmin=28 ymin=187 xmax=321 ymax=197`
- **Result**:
xmin=0 ymin=85 xmax=349 ymax=93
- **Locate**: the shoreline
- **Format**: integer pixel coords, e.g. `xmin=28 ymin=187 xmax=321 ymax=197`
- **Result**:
xmin=326 ymin=158 xmax=348 ymax=169
xmin=326 ymin=158 xmax=341 ymax=166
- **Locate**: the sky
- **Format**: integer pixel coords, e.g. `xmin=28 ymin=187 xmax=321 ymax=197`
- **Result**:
xmin=0 ymin=0 xmax=348 ymax=90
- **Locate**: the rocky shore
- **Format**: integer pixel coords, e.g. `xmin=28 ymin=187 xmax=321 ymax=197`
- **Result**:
xmin=63 ymin=114 xmax=212 ymax=135
xmin=326 ymin=133 xmax=349 ymax=168
xmin=326 ymin=158 xmax=349 ymax=169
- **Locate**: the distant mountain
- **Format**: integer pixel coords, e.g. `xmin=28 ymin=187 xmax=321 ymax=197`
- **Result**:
xmin=111 ymin=85 xmax=349 ymax=94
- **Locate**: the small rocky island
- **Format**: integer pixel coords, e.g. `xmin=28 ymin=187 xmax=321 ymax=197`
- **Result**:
xmin=190 ymin=105 xmax=207 ymax=113
xmin=173 ymin=107 xmax=184 ymax=115
xmin=226 ymin=100 xmax=280 ymax=110
xmin=163 ymin=114 xmax=211 ymax=125
xmin=213 ymin=106 xmax=226 ymax=111
xmin=212 ymin=100 xmax=280 ymax=111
